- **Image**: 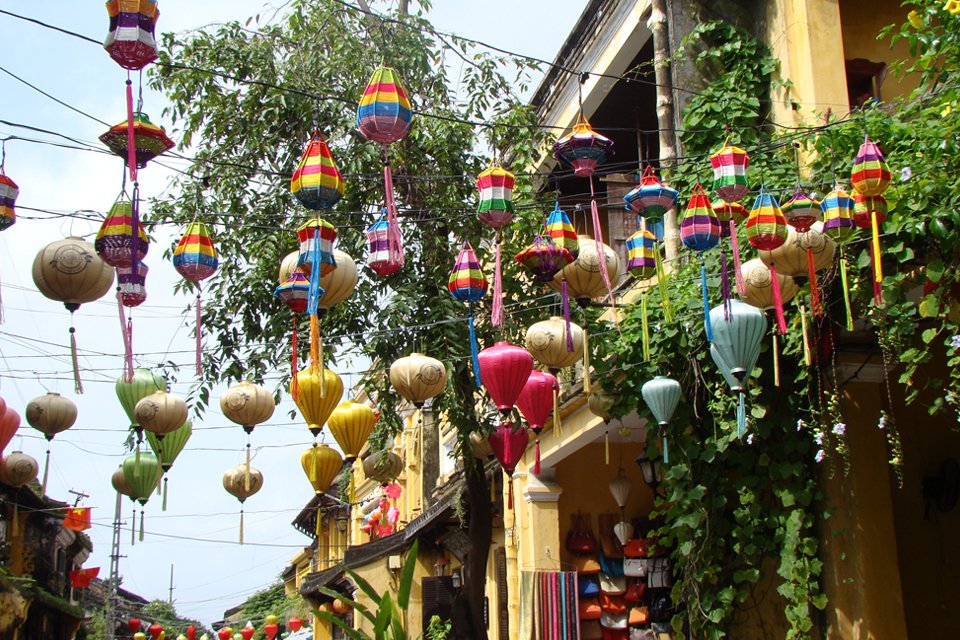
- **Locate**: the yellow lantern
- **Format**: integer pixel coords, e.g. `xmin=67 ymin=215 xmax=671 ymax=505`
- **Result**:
xmin=26 ymin=392 xmax=78 ymax=493
xmin=318 ymin=249 xmax=358 ymax=313
xmin=547 ymin=235 xmax=621 ymax=303
xmin=525 ymin=316 xmax=584 ymax=370
xmin=220 ymin=381 xmax=275 ymax=490
xmin=223 ymin=464 xmax=264 ymax=545
xmin=739 ymin=258 xmax=799 ymax=310
xmin=363 ymin=449 xmax=404 ymax=485
xmin=389 ymin=353 xmax=447 ymax=408
xmin=134 ymin=391 xmax=188 ymax=439
xmin=293 ymin=368 xmax=343 ymax=437
xmin=328 ymin=400 xmax=376 ymax=462
xmin=301 ymin=444 xmax=344 ymax=494
xmin=279 ymin=250 xmax=299 ymax=284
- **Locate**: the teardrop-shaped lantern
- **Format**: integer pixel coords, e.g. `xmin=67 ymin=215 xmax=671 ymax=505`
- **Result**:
xmin=588 ymin=389 xmax=616 ymax=424
xmin=746 ymin=188 xmax=789 ymax=333
xmin=478 ymin=342 xmax=533 ymax=415
xmin=525 ymin=316 xmax=584 ymax=371
xmin=135 ymin=391 xmax=188 ymax=439
xmin=547 ymin=235 xmax=621 ymax=304
xmin=851 ymin=135 xmax=891 ymax=197
xmin=613 ymin=520 xmax=634 ymax=546
xmin=608 ymin=470 xmax=632 ymax=509
xmin=516 ymin=371 xmax=558 ymax=435
xmin=291 ymin=132 xmax=344 ymax=211
xmin=545 ymin=205 xmax=579 ymax=258
xmin=0 ymin=402 xmax=20 ymax=456
xmin=122 ymin=452 xmax=162 ymax=506
xmin=389 ymin=353 xmax=447 ymax=408
xmin=739 ymin=258 xmax=799 ymax=310
xmin=710 ymin=144 xmax=750 ymax=202
xmin=641 ymin=377 xmax=680 ymax=427
xmin=0 ymin=451 xmax=38 ymax=488
xmin=624 ymin=166 xmax=679 ymax=220
xmin=328 ymin=400 xmax=377 ymax=462
xmin=95 ymin=193 xmax=149 ymax=268
xmin=709 ymin=300 xmax=767 ymax=438
xmin=363 ymin=449 xmax=404 ymax=485
xmin=318 ymin=249 xmax=358 ymax=313
xmin=357 ymin=66 xmax=413 ymax=145
xmin=220 ymin=382 xmax=275 ymax=435
xmin=146 ymin=419 xmax=191 ymax=499
xmin=448 ymin=242 xmax=488 ymax=386
xmin=25 ymin=392 xmax=77 ymax=441
xmin=488 ymin=421 xmax=529 ymax=477
xmin=174 ymin=221 xmax=218 ymax=281
xmin=476 ymin=162 xmax=516 ymax=228
xmin=223 ymin=464 xmax=264 ymax=545
xmin=301 ymin=444 xmax=344 ymax=494
xmin=293 ymin=368 xmax=343 ymax=437
xmin=116 ymin=368 xmax=166 ymax=437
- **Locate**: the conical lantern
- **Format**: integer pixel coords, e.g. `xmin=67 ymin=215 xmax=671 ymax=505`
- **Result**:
xmin=746 ymin=188 xmax=789 ymax=334
xmin=609 ymin=470 xmax=632 ymax=510
xmin=174 ymin=220 xmax=218 ymax=376
xmin=525 ymin=316 xmax=584 ymax=371
xmin=288 ymin=618 xmax=303 ymax=633
xmin=489 ymin=421 xmax=528 ymax=509
xmin=739 ymin=258 xmax=799 ymax=311
xmin=625 ymin=229 xmax=657 ymax=280
xmin=623 ymin=166 xmax=679 ymax=220
xmin=116 ymin=368 xmax=166 ymax=440
xmin=0 ymin=451 xmax=38 ymax=488
xmin=103 ymin=0 xmax=160 ymax=71
xmin=293 ymin=368 xmax=343 ymax=437
xmin=515 ymin=370 xmax=558 ymax=475
xmin=111 ymin=465 xmax=137 ymax=501
xmin=0 ymin=169 xmax=19 ymax=230
xmin=26 ymin=392 xmax=78 ymax=493
xmin=291 ymin=132 xmax=344 ymax=211
xmin=547 ymin=235 xmax=621 ymax=304
xmin=546 ymin=204 xmax=579 ymax=259
xmin=221 ymin=381 xmax=275 ymax=490
xmin=366 ymin=214 xmax=403 ymax=277
xmin=318 ymin=249 xmax=358 ymax=313
xmin=389 ymin=353 xmax=447 ymax=408
xmin=448 ymin=242 xmax=488 ymax=386
xmin=328 ymin=400 xmax=376 ymax=462
xmin=357 ymin=66 xmax=413 ymax=145
xmin=32 ymin=237 xmax=115 ymax=393
xmin=709 ymin=300 xmax=767 ymax=438
xmin=95 ymin=193 xmax=149 ymax=268
xmin=123 ymin=452 xmax=161 ymax=541
xmin=99 ymin=112 xmax=174 ymax=168
xmin=681 ymin=185 xmax=722 ymax=339
xmin=710 ymin=144 xmax=750 ymax=202
xmin=135 ymin=391 xmax=188 ymax=440
xmin=476 ymin=162 xmax=516 ymax=229
xmin=223 ymin=464 xmax=264 ymax=545
xmin=146 ymin=420 xmax=191 ymax=510
xmin=301 ymin=444 xmax=343 ymax=494
xmin=363 ymin=449 xmax=404 ymax=485
xmin=851 ymin=135 xmax=891 ymax=197
xmin=0 ymin=403 xmax=19 ymax=456
xmin=641 ymin=376 xmax=681 ymax=463
xmin=478 ymin=342 xmax=533 ymax=416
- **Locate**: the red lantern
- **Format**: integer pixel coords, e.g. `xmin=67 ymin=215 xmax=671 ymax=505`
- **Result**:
xmin=128 ymin=619 xmax=141 ymax=633
xmin=0 ymin=403 xmax=20 ymax=456
xmin=288 ymin=617 xmax=303 ymax=632
xmin=263 ymin=623 xmax=278 ymax=640
xmin=217 ymin=629 xmax=233 ymax=640
xmin=148 ymin=624 xmax=163 ymax=640
xmin=187 ymin=626 xmax=196 ymax=640
xmin=478 ymin=342 xmax=533 ymax=415
xmin=240 ymin=627 xmax=254 ymax=640
xmin=489 ymin=421 xmax=529 ymax=510
xmin=515 ymin=370 xmax=558 ymax=476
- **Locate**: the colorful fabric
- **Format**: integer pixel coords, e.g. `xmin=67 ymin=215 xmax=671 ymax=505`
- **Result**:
xmin=851 ymin=135 xmax=891 ymax=196
xmin=173 ymin=221 xmax=218 ymax=281
xmin=530 ymin=571 xmax=579 ymax=640
xmin=95 ymin=195 xmax=149 ymax=268
xmin=63 ymin=507 xmax=92 ymax=531
xmin=710 ymin=144 xmax=750 ymax=202
xmin=821 ymin=186 xmax=856 ymax=241
xmin=515 ymin=236 xmax=574 ymax=282
xmin=680 ymin=185 xmax=721 ymax=252
xmin=291 ymin=131 xmax=344 ymax=211
xmin=275 ymin=271 xmax=311 ymax=314
xmin=117 ymin=262 xmax=148 ymax=307
xmin=99 ymin=112 xmax=174 ymax=168
xmin=104 ymin=0 xmax=159 ymax=71
xmin=357 ymin=66 xmax=413 ymax=145
xmin=0 ymin=173 xmax=18 ymax=230
xmin=476 ymin=163 xmax=516 ymax=228
xmin=296 ymin=218 xmax=338 ymax=277
xmin=553 ymin=116 xmax=614 ymax=177
xmin=711 ymin=199 xmax=747 ymax=237
xmin=626 ymin=229 xmax=657 ymax=279
xmin=623 ymin=166 xmax=679 ymax=219
xmin=545 ymin=205 xmax=579 ymax=258
xmin=781 ymin=189 xmax=821 ymax=232
xmin=366 ymin=216 xmax=403 ymax=276
xmin=746 ymin=188 xmax=787 ymax=251
xmin=448 ymin=242 xmax=487 ymax=302
xmin=853 ymin=192 xmax=888 ymax=229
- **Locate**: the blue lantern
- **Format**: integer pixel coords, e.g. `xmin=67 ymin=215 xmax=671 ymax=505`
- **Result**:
xmin=708 ymin=300 xmax=767 ymax=439
xmin=641 ymin=376 xmax=681 ymax=463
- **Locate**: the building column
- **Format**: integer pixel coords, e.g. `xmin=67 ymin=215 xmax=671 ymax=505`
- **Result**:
xmin=521 ymin=469 xmax=564 ymax=571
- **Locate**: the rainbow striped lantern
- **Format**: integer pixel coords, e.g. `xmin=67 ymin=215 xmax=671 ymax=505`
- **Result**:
xmin=712 ymin=199 xmax=748 ymax=296
xmin=745 ymin=187 xmax=789 ymax=334
xmin=710 ymin=143 xmax=750 ymax=202
xmin=0 ymin=163 xmax=17 ymax=231
xmin=553 ymin=115 xmax=616 ymax=305
xmin=680 ymin=185 xmax=722 ymax=339
xmin=448 ymin=242 xmax=488 ymax=386
xmin=291 ymin=131 xmax=344 ymax=211
xmin=173 ymin=221 xmax=218 ymax=377
xmin=104 ymin=0 xmax=160 ymax=71
xmin=117 ymin=262 xmax=148 ymax=308
xmin=782 ymin=189 xmax=824 ymax=317
xmin=95 ymin=193 xmax=149 ymax=268
xmin=99 ymin=112 xmax=174 ymax=169
xmin=366 ymin=210 xmax=403 ymax=277
xmin=851 ymin=135 xmax=891 ymax=305
xmin=626 ymin=228 xmax=658 ymax=362
xmin=296 ymin=218 xmax=337 ymax=373
xmin=545 ymin=205 xmax=580 ymax=350
xmin=275 ymin=271 xmax=310 ymax=401
xmin=357 ymin=66 xmax=412 ymax=275
xmin=476 ymin=162 xmax=516 ymax=328
xmin=624 ymin=166 xmax=679 ymax=220
xmin=821 ymin=186 xmax=856 ymax=329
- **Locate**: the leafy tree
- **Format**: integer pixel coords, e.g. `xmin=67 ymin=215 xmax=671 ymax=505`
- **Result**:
xmin=150 ymin=1 xmax=546 ymax=637
xmin=142 ymin=599 xmax=211 ymax=638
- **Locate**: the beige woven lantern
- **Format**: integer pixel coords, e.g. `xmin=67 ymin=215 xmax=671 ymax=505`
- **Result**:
xmin=363 ymin=449 xmax=404 ymax=485
xmin=0 ymin=451 xmax=38 ymax=488
xmin=525 ymin=316 xmax=584 ymax=370
xmin=389 ymin=353 xmax=447 ymax=408
xmin=318 ymin=249 xmax=358 ymax=313
xmin=758 ymin=223 xmax=836 ymax=276
xmin=220 ymin=381 xmax=275 ymax=490
xmin=739 ymin=258 xmax=799 ymax=310
xmin=26 ymin=392 xmax=78 ymax=493
xmin=223 ymin=464 xmax=264 ymax=545
xmin=548 ymin=235 xmax=621 ymax=304
xmin=279 ymin=250 xmax=299 ymax=284
xmin=134 ymin=391 xmax=188 ymax=440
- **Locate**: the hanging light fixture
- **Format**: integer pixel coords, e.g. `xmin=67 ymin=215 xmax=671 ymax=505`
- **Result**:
xmin=640 ymin=376 xmax=680 ymax=464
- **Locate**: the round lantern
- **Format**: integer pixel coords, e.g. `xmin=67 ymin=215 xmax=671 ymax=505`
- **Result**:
xmin=853 ymin=193 xmax=888 ymax=229
xmin=135 ymin=391 xmax=188 ymax=440
xmin=328 ymin=400 xmax=377 ymax=462
xmin=525 ymin=316 xmax=584 ymax=370
xmin=709 ymin=300 xmax=767 ymax=438
xmin=294 ymin=368 xmax=344 ymax=436
xmin=220 ymin=382 xmax=275 ymax=435
xmin=0 ymin=402 xmax=20 ymax=456
xmin=588 ymin=389 xmax=616 ymax=424
xmin=116 ymin=369 xmax=166 ymax=438
xmin=641 ymin=375 xmax=681 ymax=463
xmin=547 ymin=235 xmax=622 ymax=304
xmin=739 ymin=258 xmax=799 ymax=310
xmin=279 ymin=250 xmax=300 ymax=284
xmin=25 ymin=391 xmax=78 ymax=492
xmin=363 ymin=449 xmax=403 ymax=485
xmin=389 ymin=353 xmax=447 ymax=408
xmin=112 ymin=465 xmax=137 ymax=501
xmin=332 ymin=598 xmax=351 ymax=615
xmin=478 ymin=342 xmax=533 ymax=415
xmin=0 ymin=451 xmax=38 ymax=487
xmin=301 ymin=444 xmax=344 ymax=494
xmin=318 ymin=249 xmax=358 ymax=313
xmin=32 ymin=237 xmax=115 ymax=310
xmin=758 ymin=224 xmax=836 ymax=276
xmin=223 ymin=464 xmax=264 ymax=545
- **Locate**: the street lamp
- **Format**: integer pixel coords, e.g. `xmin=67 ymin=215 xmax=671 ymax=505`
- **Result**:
xmin=634 ymin=454 xmax=663 ymax=495
xmin=335 ymin=504 xmax=350 ymax=533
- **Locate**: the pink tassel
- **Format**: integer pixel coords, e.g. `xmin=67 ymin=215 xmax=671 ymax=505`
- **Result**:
xmin=721 ymin=250 xmax=732 ymax=321
xmin=806 ymin=249 xmax=821 ymax=318
xmin=382 ymin=151 xmax=405 ymax=269
xmin=729 ymin=219 xmax=746 ymax=296
xmin=589 ymin=180 xmax=615 ymax=311
xmin=130 ymin=184 xmax=141 ymax=276
xmin=492 ymin=238 xmax=504 ymax=327
xmin=0 ymin=269 xmax=5 ymax=323
xmin=769 ymin=262 xmax=788 ymax=334
xmin=534 ymin=438 xmax=541 ymax=476
xmin=117 ymin=290 xmax=133 ymax=382
xmin=124 ymin=78 xmax=137 ymax=182
xmin=291 ymin=319 xmax=299 ymax=402
xmin=126 ymin=317 xmax=134 ymax=382
xmin=562 ymin=279 xmax=573 ymax=352
xmin=195 ymin=293 xmax=202 ymax=377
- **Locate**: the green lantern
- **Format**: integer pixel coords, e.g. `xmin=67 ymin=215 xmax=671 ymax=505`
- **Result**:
xmin=122 ymin=452 xmax=162 ymax=542
xmin=640 ymin=376 xmax=681 ymax=463
xmin=146 ymin=420 xmax=192 ymax=511
xmin=708 ymin=299 xmax=767 ymax=439
xmin=116 ymin=369 xmax=166 ymax=441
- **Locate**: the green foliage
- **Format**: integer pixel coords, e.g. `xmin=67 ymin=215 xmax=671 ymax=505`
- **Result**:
xmin=235 ymin=583 xmax=304 ymax=637
xmin=425 ymin=615 xmax=452 ymax=640
xmin=141 ymin=599 xmax=211 ymax=638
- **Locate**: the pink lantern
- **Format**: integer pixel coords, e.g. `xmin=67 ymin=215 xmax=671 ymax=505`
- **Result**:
xmin=478 ymin=342 xmax=533 ymax=416
xmin=488 ymin=421 xmax=529 ymax=510
xmin=514 ymin=370 xmax=558 ymax=475
xmin=0 ymin=401 xmax=20 ymax=456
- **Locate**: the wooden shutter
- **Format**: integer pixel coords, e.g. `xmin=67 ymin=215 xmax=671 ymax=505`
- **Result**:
xmin=421 ymin=576 xmax=456 ymax=632
xmin=496 ymin=548 xmax=509 ymax=639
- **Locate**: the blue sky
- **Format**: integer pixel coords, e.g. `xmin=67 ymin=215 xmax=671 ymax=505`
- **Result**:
xmin=0 ymin=0 xmax=584 ymax=626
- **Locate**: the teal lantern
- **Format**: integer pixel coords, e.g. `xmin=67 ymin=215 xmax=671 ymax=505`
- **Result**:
xmin=640 ymin=376 xmax=681 ymax=463
xmin=708 ymin=300 xmax=767 ymax=439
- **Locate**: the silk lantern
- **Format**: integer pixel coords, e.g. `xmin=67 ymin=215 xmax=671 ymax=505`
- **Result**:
xmin=135 ymin=391 xmax=188 ymax=440
xmin=709 ymin=300 xmax=767 ymax=438
xmin=712 ymin=199 xmax=749 ymax=296
xmin=389 ymin=353 xmax=447 ymax=408
xmin=26 ymin=392 xmax=77 ymax=494
xmin=609 ymin=469 xmax=632 ymax=525
xmin=515 ymin=370 xmax=559 ymax=475
xmin=112 ymin=465 xmax=137 ymax=502
xmin=328 ymin=400 xmax=376 ymax=462
xmin=0 ymin=402 xmax=19 ymax=456
xmin=363 ymin=449 xmax=404 ymax=485
xmin=781 ymin=190 xmax=824 ymax=316
xmin=641 ymin=376 xmax=680 ymax=463
xmin=476 ymin=161 xmax=516 ymax=327
xmin=680 ymin=185 xmax=722 ymax=339
xmin=318 ymin=249 xmax=358 ymax=313
xmin=291 ymin=132 xmax=344 ymax=211
xmin=302 ymin=443 xmax=344 ymax=536
xmin=746 ymin=188 xmax=788 ymax=333
xmin=448 ymin=242 xmax=488 ymax=386
xmin=104 ymin=0 xmax=160 ymax=71
xmin=822 ymin=186 xmax=856 ymax=329
xmin=478 ymin=342 xmax=533 ymax=416
xmin=488 ymin=421 xmax=529 ymax=509
xmin=710 ymin=143 xmax=750 ymax=202
xmin=32 ymin=237 xmax=115 ymax=393
xmin=0 ymin=451 xmax=38 ymax=488
xmin=146 ymin=420 xmax=191 ymax=510
xmin=760 ymin=225 xmax=835 ymax=329
xmin=116 ymin=368 xmax=165 ymax=444
xmin=221 ymin=381 xmax=275 ymax=489
xmin=625 ymin=229 xmax=656 ymax=280
xmin=122 ymin=452 xmax=162 ymax=542
xmin=293 ymin=367 xmax=343 ymax=437
xmin=545 ymin=204 xmax=583 ymax=344
xmin=739 ymin=258 xmax=799 ymax=310
xmin=525 ymin=316 xmax=584 ymax=371
xmin=174 ymin=220 xmax=218 ymax=376
xmin=366 ymin=214 xmax=403 ymax=277
xmin=515 ymin=236 xmax=574 ymax=284
xmin=223 ymin=464 xmax=263 ymax=545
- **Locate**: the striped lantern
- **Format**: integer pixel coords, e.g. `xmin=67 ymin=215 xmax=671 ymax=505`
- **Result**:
xmin=173 ymin=221 xmax=218 ymax=377
xmin=623 ymin=166 xmax=679 ymax=220
xmin=625 ymin=229 xmax=657 ymax=280
xmin=104 ymin=0 xmax=160 ymax=71
xmin=746 ymin=188 xmax=788 ymax=333
xmin=854 ymin=190 xmax=888 ymax=304
xmin=117 ymin=262 xmax=148 ymax=307
xmin=297 ymin=218 xmax=337 ymax=370
xmin=291 ymin=131 xmax=344 ymax=211
xmin=712 ymin=198 xmax=748 ymax=296
xmin=821 ymin=186 xmax=857 ymax=327
xmin=275 ymin=271 xmax=310 ymax=401
xmin=782 ymin=189 xmax=824 ymax=316
xmin=515 ymin=236 xmax=573 ymax=283
xmin=545 ymin=204 xmax=579 ymax=259
xmin=95 ymin=193 xmax=149 ymax=268
xmin=851 ymin=135 xmax=891 ymax=197
xmin=476 ymin=162 xmax=516 ymax=228
xmin=448 ymin=242 xmax=487 ymax=386
xmin=366 ymin=213 xmax=403 ymax=277
xmin=0 ymin=169 xmax=18 ymax=230
xmin=681 ymin=185 xmax=721 ymax=340
xmin=99 ymin=112 xmax=174 ymax=168
xmin=710 ymin=144 xmax=750 ymax=202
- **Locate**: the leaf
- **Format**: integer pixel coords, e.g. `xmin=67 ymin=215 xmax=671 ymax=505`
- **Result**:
xmin=397 ymin=539 xmax=419 ymax=609
xmin=316 ymin=611 xmax=368 ymax=640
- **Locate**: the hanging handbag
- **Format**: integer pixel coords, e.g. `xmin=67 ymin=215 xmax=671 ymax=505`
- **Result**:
xmin=629 ymin=628 xmax=657 ymax=640
xmin=599 ymin=593 xmax=628 ymax=615
xmin=628 ymin=606 xmax=650 ymax=626
xmin=648 ymin=588 xmax=673 ymax=623
xmin=600 ymin=611 xmax=628 ymax=629
xmin=575 ymin=555 xmax=602 ymax=575
xmin=647 ymin=557 xmax=673 ymax=589
xmin=623 ymin=538 xmax=650 ymax=558
xmin=567 ymin=512 xmax=598 ymax=555
xmin=602 ymin=628 xmax=629 ymax=640
xmin=579 ymin=574 xmax=601 ymax=597
xmin=579 ymin=597 xmax=602 ymax=621
xmin=599 ymin=547 xmax=624 ymax=577
xmin=599 ymin=574 xmax=626 ymax=596
xmin=623 ymin=558 xmax=646 ymax=578
xmin=623 ymin=581 xmax=647 ymax=604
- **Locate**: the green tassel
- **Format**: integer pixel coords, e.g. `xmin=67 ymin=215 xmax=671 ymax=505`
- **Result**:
xmin=840 ymin=251 xmax=854 ymax=332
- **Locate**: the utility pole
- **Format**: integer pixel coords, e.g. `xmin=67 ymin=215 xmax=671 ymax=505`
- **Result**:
xmin=168 ymin=564 xmax=175 ymax=605
xmin=68 ymin=489 xmax=90 ymax=507
xmin=105 ymin=491 xmax=123 ymax=640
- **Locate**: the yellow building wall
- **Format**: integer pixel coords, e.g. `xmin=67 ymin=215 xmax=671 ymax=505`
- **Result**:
xmin=839 ymin=0 xmax=917 ymax=102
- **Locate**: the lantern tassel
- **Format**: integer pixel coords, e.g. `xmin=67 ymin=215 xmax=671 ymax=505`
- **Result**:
xmin=773 ymin=332 xmax=781 ymax=387
xmin=0 ymin=270 xmax=5 ymax=324
xmin=806 ymin=249 xmax=821 ymax=318
xmin=871 ymin=211 xmax=883 ymax=305
xmin=641 ymin=291 xmax=651 ymax=362
xmin=41 ymin=446 xmax=50 ymax=495
xmin=490 ymin=471 xmax=497 ymax=502
xmin=69 ymin=325 xmax=83 ymax=394
xmin=655 ymin=246 xmax=672 ymax=322
xmin=562 ymin=279 xmax=573 ymax=352
xmin=729 ymin=219 xmax=746 ymax=296
xmin=492 ymin=235 xmax=504 ymax=327
xmin=534 ymin=438 xmax=541 ymax=476
xmin=582 ymin=328 xmax=591 ymax=394
xmin=801 ymin=303 xmax=812 ymax=366
xmin=604 ymin=430 xmax=609 ymax=465
xmin=162 ymin=477 xmax=168 ymax=512
xmin=126 ymin=317 xmax=134 ymax=383
xmin=721 ymin=250 xmax=732 ymax=321
xmin=468 ymin=312 xmax=482 ymax=387
xmin=768 ymin=262 xmax=788 ymax=334
xmin=195 ymin=292 xmax=203 ymax=377
xmin=737 ymin=392 xmax=746 ymax=440
xmin=701 ymin=259 xmax=713 ymax=342
xmin=382 ymin=151 xmax=405 ymax=268
xmin=840 ymin=250 xmax=854 ymax=332
xmin=117 ymin=290 xmax=133 ymax=382
xmin=507 ymin=475 xmax=513 ymax=511
xmin=239 ymin=508 xmax=245 ymax=546
xmin=245 ymin=441 xmax=251 ymax=492
xmin=662 ymin=433 xmax=669 ymax=465
xmin=589 ymin=179 xmax=615 ymax=311
xmin=310 ymin=314 xmax=320 ymax=374
xmin=291 ymin=319 xmax=299 ymax=402
xmin=130 ymin=508 xmax=135 ymax=546
xmin=11 ymin=502 xmax=18 ymax=538
xmin=553 ymin=385 xmax=561 ymax=437
xmin=130 ymin=184 xmax=141 ymax=280
xmin=316 ymin=504 xmax=323 ymax=538
xmin=124 ymin=77 xmax=137 ymax=181
xmin=139 ymin=510 xmax=144 ymax=542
